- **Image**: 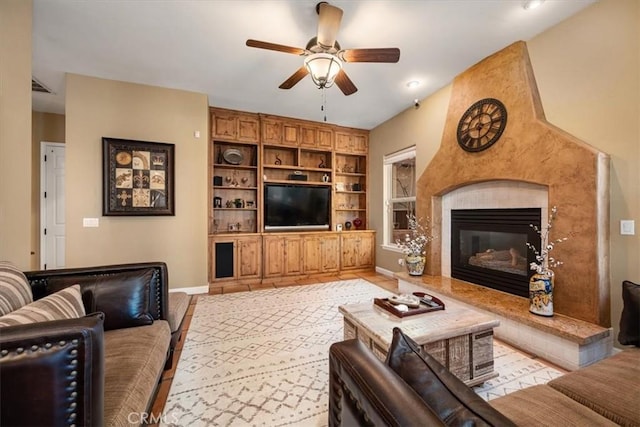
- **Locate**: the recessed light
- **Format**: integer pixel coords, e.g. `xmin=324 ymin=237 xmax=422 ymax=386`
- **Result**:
xmin=406 ymin=80 xmax=420 ymax=88
xmin=523 ymin=0 xmax=545 ymax=10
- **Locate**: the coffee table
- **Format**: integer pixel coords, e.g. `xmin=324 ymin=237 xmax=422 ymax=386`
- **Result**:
xmin=339 ymin=299 xmax=500 ymax=386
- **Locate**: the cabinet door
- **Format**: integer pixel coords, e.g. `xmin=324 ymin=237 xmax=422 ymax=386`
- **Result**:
xmin=340 ymin=234 xmax=359 ymax=269
xmin=352 ymin=133 xmax=368 ymax=154
xmin=237 ymin=115 xmax=259 ymax=142
xmin=263 ymin=236 xmax=284 ymax=278
xmin=357 ymin=232 xmax=374 ymax=268
xmin=284 ymin=236 xmax=303 ymax=275
xmin=237 ymin=237 xmax=262 ymax=279
xmin=299 ymin=125 xmax=317 ymax=148
xmin=282 ymin=122 xmax=300 ymax=147
xmin=335 ymin=132 xmax=352 ymax=153
xmin=317 ymin=128 xmax=333 ymax=150
xmin=212 ymin=114 xmax=237 ymax=140
xmin=322 ymin=235 xmax=340 ymax=272
xmin=341 ymin=232 xmax=374 ymax=270
xmin=302 ymin=236 xmax=322 ymax=274
xmin=262 ymin=118 xmax=283 ymax=145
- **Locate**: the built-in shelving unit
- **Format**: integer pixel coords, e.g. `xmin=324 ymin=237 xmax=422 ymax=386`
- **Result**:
xmin=208 ymin=107 xmax=374 ymax=288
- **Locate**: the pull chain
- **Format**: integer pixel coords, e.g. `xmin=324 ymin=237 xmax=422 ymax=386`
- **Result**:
xmin=321 ymin=87 xmax=327 ymax=122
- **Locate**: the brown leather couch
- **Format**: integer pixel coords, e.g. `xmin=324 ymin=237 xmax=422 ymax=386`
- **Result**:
xmin=329 ymin=328 xmax=640 ymax=426
xmin=0 ymin=263 xmax=174 ymax=427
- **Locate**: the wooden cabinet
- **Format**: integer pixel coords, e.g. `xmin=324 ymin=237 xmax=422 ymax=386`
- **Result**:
xmin=263 ymin=234 xmax=303 ymax=278
xmin=335 ymin=130 xmax=368 ymax=154
xmin=261 ymin=116 xmax=301 ymax=147
xmin=208 ymin=107 xmax=373 ymax=286
xmin=303 ymin=233 xmax=340 ymax=274
xmin=300 ymin=124 xmax=333 ymax=149
xmin=261 ymin=117 xmax=284 ymax=146
xmin=282 ymin=122 xmax=300 ymax=147
xmin=209 ymin=235 xmax=262 ymax=283
xmin=341 ymin=231 xmax=375 ymax=270
xmin=262 ymin=115 xmax=334 ymax=150
xmin=211 ymin=108 xmax=259 ymax=143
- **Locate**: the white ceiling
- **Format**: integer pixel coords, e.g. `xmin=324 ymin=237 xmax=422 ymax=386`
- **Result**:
xmin=32 ymin=0 xmax=596 ymax=130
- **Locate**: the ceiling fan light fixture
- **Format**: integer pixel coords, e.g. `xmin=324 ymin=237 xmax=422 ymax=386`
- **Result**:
xmin=523 ymin=0 xmax=545 ymax=10
xmin=304 ymin=53 xmax=342 ymax=89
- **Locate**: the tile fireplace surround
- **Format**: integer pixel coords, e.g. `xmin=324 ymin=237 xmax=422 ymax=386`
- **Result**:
xmin=417 ymin=42 xmax=610 ymax=329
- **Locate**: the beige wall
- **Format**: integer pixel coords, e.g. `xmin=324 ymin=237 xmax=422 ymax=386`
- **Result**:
xmin=65 ymin=74 xmax=209 ymax=288
xmin=370 ymin=0 xmax=639 ymax=339
xmin=0 ymin=0 xmax=33 ymax=270
xmin=31 ymin=112 xmax=65 ymax=269
xmin=369 ymin=85 xmax=451 ymax=248
xmin=528 ymin=0 xmax=639 ymax=336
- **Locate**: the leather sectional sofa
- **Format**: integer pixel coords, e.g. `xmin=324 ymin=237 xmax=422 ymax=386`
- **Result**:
xmin=329 ymin=280 xmax=640 ymax=426
xmin=0 ymin=262 xmax=182 ymax=427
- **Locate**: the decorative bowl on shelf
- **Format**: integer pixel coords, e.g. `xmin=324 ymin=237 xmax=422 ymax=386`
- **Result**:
xmin=353 ymin=218 xmax=363 ymax=229
xmin=222 ymin=149 xmax=243 ymax=165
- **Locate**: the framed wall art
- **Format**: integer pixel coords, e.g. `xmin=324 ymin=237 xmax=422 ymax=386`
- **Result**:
xmin=102 ymin=137 xmax=175 ymax=216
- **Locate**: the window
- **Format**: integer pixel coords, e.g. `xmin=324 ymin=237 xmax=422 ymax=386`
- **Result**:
xmin=382 ymin=146 xmax=416 ymax=250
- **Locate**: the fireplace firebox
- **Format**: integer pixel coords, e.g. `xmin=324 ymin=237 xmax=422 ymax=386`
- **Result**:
xmin=451 ymin=208 xmax=541 ymax=297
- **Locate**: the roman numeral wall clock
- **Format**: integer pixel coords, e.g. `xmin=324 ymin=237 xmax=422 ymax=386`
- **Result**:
xmin=456 ymin=98 xmax=507 ymax=152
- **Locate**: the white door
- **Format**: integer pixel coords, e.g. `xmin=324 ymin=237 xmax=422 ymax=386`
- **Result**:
xmin=41 ymin=143 xmax=65 ymax=269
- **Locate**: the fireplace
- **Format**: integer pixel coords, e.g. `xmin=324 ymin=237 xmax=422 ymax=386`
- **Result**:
xmin=451 ymin=208 xmax=541 ymax=297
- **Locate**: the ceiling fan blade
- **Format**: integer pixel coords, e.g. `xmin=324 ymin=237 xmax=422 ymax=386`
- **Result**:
xmin=334 ymin=69 xmax=358 ymax=96
xmin=340 ymin=48 xmax=401 ymax=63
xmin=279 ymin=67 xmax=309 ymax=89
xmin=316 ymin=3 xmax=343 ymax=49
xmin=246 ymin=39 xmax=306 ymax=55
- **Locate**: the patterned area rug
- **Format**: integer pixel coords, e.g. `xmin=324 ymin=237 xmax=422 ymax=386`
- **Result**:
xmin=162 ymin=279 xmax=563 ymax=426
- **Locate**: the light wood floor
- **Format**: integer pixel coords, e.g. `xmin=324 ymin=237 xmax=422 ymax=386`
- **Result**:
xmin=149 ymin=270 xmax=396 ymax=423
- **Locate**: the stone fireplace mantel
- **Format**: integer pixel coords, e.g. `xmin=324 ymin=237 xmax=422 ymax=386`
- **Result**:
xmin=417 ymin=41 xmax=610 ymax=326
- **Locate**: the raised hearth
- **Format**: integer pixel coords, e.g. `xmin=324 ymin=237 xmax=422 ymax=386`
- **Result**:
xmin=396 ymin=272 xmax=612 ymax=371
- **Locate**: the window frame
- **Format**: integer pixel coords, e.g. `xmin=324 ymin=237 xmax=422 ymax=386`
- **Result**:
xmin=382 ymin=145 xmax=417 ymax=252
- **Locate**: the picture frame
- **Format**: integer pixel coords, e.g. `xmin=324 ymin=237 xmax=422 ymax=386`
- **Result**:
xmin=102 ymin=137 xmax=175 ymax=216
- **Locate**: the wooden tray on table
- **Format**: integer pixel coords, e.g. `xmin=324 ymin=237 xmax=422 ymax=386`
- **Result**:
xmin=373 ymin=292 xmax=445 ymax=318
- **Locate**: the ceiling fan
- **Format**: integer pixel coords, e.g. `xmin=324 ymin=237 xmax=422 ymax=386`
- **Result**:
xmin=246 ymin=2 xmax=400 ymax=96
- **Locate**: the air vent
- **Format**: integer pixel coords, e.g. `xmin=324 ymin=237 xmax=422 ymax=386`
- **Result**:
xmin=31 ymin=77 xmax=52 ymax=94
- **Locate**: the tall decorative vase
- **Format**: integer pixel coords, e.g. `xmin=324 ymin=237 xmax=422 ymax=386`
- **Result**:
xmin=529 ymin=271 xmax=554 ymax=316
xmin=405 ymin=255 xmax=426 ymax=276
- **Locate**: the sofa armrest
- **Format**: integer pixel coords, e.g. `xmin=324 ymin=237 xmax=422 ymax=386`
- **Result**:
xmin=25 ymin=262 xmax=169 ymax=322
xmin=329 ymin=339 xmax=445 ymax=427
xmin=0 ymin=314 xmax=105 ymax=427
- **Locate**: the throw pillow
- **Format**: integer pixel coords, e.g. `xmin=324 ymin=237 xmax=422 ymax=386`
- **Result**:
xmin=385 ymin=327 xmax=516 ymax=427
xmin=619 ymin=280 xmax=640 ymax=346
xmin=0 ymin=261 xmax=33 ymax=316
xmin=0 ymin=284 xmax=85 ymax=327
xmin=47 ymin=269 xmax=155 ymax=331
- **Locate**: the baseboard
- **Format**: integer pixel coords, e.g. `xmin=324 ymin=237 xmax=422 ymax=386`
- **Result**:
xmin=375 ymin=266 xmax=396 ymax=278
xmin=170 ymin=285 xmax=208 ymax=295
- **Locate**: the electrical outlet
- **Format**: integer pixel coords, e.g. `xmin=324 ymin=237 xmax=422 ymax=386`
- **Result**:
xmin=620 ymin=220 xmax=635 ymax=235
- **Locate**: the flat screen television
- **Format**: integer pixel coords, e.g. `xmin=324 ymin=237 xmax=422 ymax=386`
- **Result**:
xmin=264 ymin=184 xmax=331 ymax=231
